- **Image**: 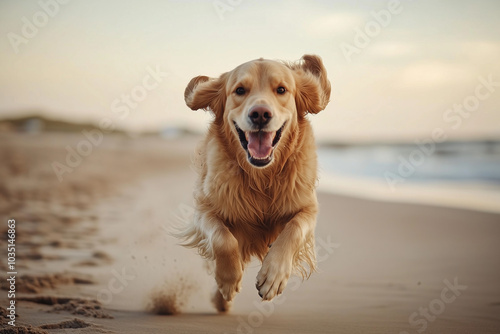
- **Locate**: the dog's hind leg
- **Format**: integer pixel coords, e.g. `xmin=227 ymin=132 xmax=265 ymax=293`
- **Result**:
xmin=211 ymin=287 xmax=231 ymax=313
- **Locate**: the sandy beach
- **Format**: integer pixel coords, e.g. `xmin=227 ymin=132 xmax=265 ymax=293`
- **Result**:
xmin=1 ymin=132 xmax=499 ymax=334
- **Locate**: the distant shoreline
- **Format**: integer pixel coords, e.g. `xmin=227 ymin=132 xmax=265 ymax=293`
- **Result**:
xmin=1 ymin=113 xmax=499 ymax=144
xmin=318 ymin=171 xmax=500 ymax=215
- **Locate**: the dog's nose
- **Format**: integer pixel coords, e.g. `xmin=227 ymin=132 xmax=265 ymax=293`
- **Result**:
xmin=249 ymin=106 xmax=272 ymax=126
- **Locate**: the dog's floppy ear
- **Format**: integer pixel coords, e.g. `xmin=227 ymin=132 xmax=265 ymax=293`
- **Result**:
xmin=184 ymin=74 xmax=226 ymax=117
xmin=293 ymin=55 xmax=331 ymax=115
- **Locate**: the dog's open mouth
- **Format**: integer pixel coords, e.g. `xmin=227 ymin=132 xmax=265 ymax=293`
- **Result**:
xmin=234 ymin=122 xmax=285 ymax=167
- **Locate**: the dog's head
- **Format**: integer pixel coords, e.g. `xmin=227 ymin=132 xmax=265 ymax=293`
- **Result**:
xmin=185 ymin=55 xmax=331 ymax=168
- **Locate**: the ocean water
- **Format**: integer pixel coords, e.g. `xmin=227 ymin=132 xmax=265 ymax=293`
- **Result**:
xmin=318 ymin=140 xmax=500 ymax=184
xmin=316 ymin=140 xmax=500 ymax=213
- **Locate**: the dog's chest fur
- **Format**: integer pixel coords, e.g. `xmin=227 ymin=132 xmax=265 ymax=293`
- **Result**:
xmin=196 ymin=129 xmax=318 ymax=259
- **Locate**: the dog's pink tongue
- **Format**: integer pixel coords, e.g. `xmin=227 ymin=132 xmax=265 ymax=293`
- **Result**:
xmin=247 ymin=131 xmax=274 ymax=158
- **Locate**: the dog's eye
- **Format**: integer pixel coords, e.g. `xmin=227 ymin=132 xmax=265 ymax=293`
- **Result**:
xmin=235 ymin=87 xmax=246 ymax=95
xmin=277 ymin=86 xmax=286 ymax=95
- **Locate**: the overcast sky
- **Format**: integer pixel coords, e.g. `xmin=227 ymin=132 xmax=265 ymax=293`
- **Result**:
xmin=0 ymin=0 xmax=499 ymax=142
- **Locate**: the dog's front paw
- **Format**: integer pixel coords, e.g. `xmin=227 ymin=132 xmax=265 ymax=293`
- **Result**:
xmin=215 ymin=259 xmax=243 ymax=302
xmin=256 ymin=252 xmax=292 ymax=301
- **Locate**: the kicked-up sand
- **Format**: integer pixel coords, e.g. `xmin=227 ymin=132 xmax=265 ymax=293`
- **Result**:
xmin=0 ymin=131 xmax=499 ymax=333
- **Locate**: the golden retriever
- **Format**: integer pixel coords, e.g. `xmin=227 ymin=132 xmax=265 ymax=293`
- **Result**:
xmin=178 ymin=54 xmax=331 ymax=311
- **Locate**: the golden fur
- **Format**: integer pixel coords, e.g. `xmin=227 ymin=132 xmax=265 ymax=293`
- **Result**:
xmin=177 ymin=55 xmax=331 ymax=310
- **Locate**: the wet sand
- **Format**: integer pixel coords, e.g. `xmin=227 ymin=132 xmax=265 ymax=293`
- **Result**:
xmin=1 ymin=132 xmax=499 ymax=333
